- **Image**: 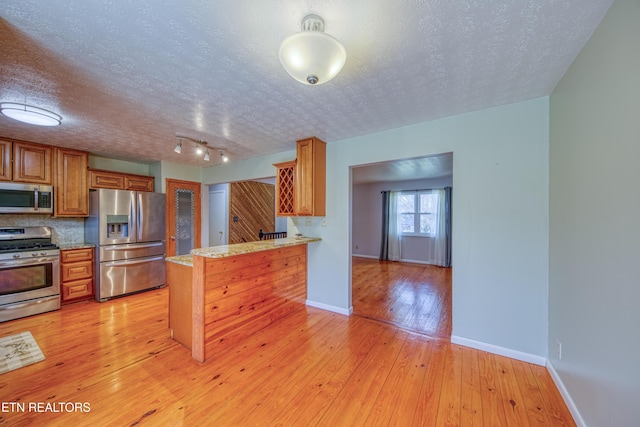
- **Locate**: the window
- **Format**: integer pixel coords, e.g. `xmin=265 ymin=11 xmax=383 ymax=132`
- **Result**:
xmin=398 ymin=191 xmax=437 ymax=236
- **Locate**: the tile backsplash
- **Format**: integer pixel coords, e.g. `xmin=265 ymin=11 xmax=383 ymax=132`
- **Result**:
xmin=0 ymin=215 xmax=85 ymax=245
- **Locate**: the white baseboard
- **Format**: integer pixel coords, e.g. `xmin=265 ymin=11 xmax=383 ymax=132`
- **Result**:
xmin=546 ymin=361 xmax=586 ymax=427
xmin=306 ymin=299 xmax=353 ymax=316
xmin=400 ymin=258 xmax=432 ymax=265
xmin=352 ymin=254 xmax=378 ymax=259
xmin=450 ymin=335 xmax=546 ymax=366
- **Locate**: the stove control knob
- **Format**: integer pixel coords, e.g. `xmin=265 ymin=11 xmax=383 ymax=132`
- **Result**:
xmin=40 ymin=252 xmax=46 ymax=256
xmin=32 ymin=252 xmax=39 ymax=257
xmin=13 ymin=254 xmax=20 ymax=259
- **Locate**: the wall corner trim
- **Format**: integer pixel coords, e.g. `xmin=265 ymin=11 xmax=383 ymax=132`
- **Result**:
xmin=451 ymin=335 xmax=546 ymax=366
xmin=546 ymin=361 xmax=586 ymax=427
xmin=306 ymin=300 xmax=353 ymax=316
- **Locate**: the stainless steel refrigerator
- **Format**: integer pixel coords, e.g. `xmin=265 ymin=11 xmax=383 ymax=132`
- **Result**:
xmin=85 ymin=189 xmax=166 ymax=301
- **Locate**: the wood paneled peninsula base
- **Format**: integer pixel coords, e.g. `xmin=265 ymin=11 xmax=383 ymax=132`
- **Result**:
xmin=166 ymin=237 xmax=321 ymax=363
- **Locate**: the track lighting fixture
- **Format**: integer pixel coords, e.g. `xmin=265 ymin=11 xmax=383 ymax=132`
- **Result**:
xmin=174 ymin=134 xmax=229 ymax=163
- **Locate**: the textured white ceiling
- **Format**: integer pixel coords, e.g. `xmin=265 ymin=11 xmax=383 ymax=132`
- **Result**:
xmin=352 ymin=153 xmax=453 ymax=185
xmin=0 ymin=0 xmax=613 ymax=168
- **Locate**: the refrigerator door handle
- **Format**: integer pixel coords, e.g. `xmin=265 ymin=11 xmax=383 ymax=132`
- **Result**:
xmin=137 ymin=193 xmax=143 ymax=241
xmin=103 ymin=242 xmax=164 ymax=251
xmin=102 ymin=256 xmax=165 ymax=267
xmin=130 ymin=193 xmax=137 ymax=243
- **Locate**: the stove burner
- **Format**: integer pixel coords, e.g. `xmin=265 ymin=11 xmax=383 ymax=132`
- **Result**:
xmin=0 ymin=228 xmax=59 ymax=254
xmin=0 ymin=242 xmax=59 ymax=253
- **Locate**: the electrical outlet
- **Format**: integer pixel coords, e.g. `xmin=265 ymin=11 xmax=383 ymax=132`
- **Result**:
xmin=321 ymin=218 xmax=327 ymax=227
xmin=556 ymin=340 xmax=562 ymax=360
xmin=305 ymin=219 xmax=312 ymax=226
xmin=355 ymin=245 xmax=359 ymax=250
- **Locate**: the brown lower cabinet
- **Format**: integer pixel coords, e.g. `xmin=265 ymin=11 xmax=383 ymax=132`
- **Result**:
xmin=60 ymin=247 xmax=94 ymax=304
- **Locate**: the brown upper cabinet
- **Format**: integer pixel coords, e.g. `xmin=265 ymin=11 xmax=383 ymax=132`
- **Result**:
xmin=273 ymin=160 xmax=296 ymax=216
xmin=124 ymin=174 xmax=154 ymax=192
xmin=89 ymin=169 xmax=154 ymax=192
xmin=295 ymin=137 xmax=326 ymax=217
xmin=0 ymin=139 xmax=11 ymax=181
xmin=6 ymin=140 xmax=52 ymax=184
xmin=54 ymin=147 xmax=89 ymax=217
xmin=89 ymin=169 xmax=124 ymax=190
xmin=274 ymin=137 xmax=326 ymax=217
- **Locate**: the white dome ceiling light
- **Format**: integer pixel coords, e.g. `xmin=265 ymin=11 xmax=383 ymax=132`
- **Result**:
xmin=279 ymin=14 xmax=346 ymax=86
xmin=0 ymin=102 xmax=62 ymax=126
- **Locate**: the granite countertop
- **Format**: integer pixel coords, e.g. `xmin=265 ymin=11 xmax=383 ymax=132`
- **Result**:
xmin=165 ymin=254 xmax=194 ymax=267
xmin=58 ymin=243 xmax=95 ymax=250
xmin=166 ymin=236 xmax=321 ymax=267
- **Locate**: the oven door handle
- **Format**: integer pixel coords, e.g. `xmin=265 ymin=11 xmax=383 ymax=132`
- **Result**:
xmin=0 ymin=257 xmax=59 ymax=268
xmin=0 ymin=295 xmax=59 ymax=311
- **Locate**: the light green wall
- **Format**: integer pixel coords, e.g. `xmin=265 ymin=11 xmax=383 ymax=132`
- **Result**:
xmin=201 ymin=97 xmax=551 ymax=358
xmin=201 ymin=150 xmax=296 ymax=184
xmin=549 ymin=0 xmax=639 ymax=425
xmin=149 ymin=160 xmax=202 ymax=193
xmin=89 ymin=155 xmax=150 ymax=175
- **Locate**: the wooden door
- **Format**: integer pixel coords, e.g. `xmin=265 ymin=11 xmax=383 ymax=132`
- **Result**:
xmin=166 ymin=179 xmax=201 ymax=257
xmin=228 ymin=181 xmax=275 ymax=243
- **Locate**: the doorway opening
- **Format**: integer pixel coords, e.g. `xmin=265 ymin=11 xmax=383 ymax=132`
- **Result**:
xmin=350 ymin=153 xmax=453 ymax=338
xmin=207 ymin=178 xmax=286 ymax=247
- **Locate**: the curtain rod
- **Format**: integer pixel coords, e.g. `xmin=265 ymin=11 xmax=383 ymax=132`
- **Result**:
xmin=380 ymin=187 xmax=449 ymax=193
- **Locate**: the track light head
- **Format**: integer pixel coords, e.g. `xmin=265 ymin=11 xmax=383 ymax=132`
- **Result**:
xmin=203 ymin=149 xmax=210 ymax=161
xmin=174 ymin=140 xmax=182 ymax=154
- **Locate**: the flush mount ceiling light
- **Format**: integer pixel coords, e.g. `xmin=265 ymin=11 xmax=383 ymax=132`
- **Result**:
xmin=279 ymin=14 xmax=346 ymax=85
xmin=0 ymin=102 xmax=62 ymax=126
xmin=174 ymin=134 xmax=228 ymax=163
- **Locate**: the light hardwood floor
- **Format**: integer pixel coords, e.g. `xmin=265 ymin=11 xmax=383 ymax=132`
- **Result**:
xmin=352 ymin=257 xmax=452 ymax=337
xmin=0 ymin=287 xmax=575 ymax=426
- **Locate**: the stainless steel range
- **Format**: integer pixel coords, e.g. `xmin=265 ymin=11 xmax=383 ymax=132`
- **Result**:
xmin=0 ymin=226 xmax=60 ymax=322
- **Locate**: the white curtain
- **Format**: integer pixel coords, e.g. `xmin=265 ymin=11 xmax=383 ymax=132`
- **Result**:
xmin=387 ymin=191 xmax=402 ymax=261
xmin=431 ymin=188 xmax=448 ymax=266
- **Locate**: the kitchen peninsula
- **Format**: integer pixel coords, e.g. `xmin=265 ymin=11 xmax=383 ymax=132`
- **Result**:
xmin=166 ymin=237 xmax=320 ymax=362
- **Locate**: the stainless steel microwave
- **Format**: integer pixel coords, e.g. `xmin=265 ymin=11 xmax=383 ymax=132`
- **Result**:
xmin=0 ymin=182 xmax=54 ymax=214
